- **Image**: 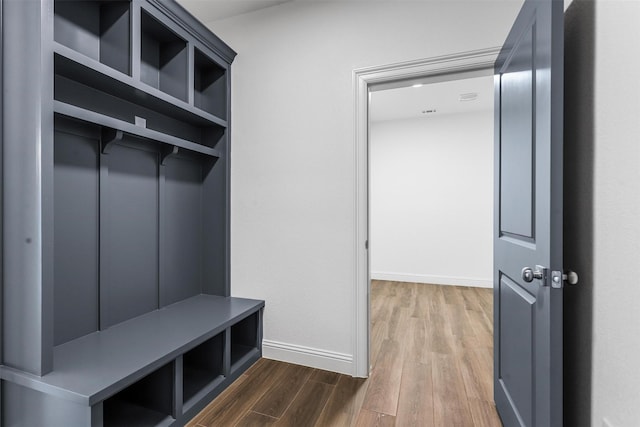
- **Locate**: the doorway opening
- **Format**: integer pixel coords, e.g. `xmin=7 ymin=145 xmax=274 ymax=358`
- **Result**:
xmin=364 ymin=73 xmax=497 ymax=423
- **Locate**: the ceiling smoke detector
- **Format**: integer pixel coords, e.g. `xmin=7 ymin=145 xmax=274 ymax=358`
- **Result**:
xmin=459 ymin=92 xmax=478 ymax=102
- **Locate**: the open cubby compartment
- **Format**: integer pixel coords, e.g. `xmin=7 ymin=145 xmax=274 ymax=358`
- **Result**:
xmin=103 ymin=362 xmax=175 ymax=427
xmin=182 ymin=332 xmax=225 ymax=410
xmin=141 ymin=10 xmax=188 ymax=102
xmin=54 ymin=73 xmax=226 ymax=151
xmin=194 ymin=48 xmax=227 ymax=119
xmin=54 ymin=0 xmax=131 ymax=75
xmin=230 ymin=312 xmax=260 ymax=370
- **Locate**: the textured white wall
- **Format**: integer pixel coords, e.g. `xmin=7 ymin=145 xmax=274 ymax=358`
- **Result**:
xmin=589 ymin=2 xmax=640 ymax=426
xmin=370 ymin=111 xmax=493 ymax=287
xmin=207 ymin=1 xmax=520 ymax=372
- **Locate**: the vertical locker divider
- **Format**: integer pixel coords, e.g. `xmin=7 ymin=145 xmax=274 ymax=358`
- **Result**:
xmin=131 ymin=2 xmax=142 ymax=82
xmin=173 ymin=356 xmax=183 ymax=419
xmin=158 ymin=155 xmax=166 ymax=308
xmin=98 ymin=147 xmax=110 ymax=330
xmin=187 ymin=43 xmax=195 ymax=106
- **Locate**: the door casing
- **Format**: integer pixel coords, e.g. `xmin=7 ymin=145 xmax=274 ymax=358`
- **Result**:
xmin=353 ymin=47 xmax=501 ymax=377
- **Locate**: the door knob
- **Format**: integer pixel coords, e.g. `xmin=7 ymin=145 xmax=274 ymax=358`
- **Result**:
xmin=521 ymin=266 xmax=546 ymax=283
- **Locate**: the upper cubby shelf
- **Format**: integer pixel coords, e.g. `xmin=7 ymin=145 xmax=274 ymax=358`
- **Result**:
xmin=194 ymin=48 xmax=228 ymax=119
xmin=54 ymin=0 xmax=132 ymax=76
xmin=141 ymin=10 xmax=189 ymax=102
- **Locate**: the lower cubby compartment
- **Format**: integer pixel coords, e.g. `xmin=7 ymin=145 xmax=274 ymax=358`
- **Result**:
xmin=230 ymin=312 xmax=260 ymax=370
xmin=183 ymin=333 xmax=225 ymax=410
xmin=103 ymin=362 xmax=175 ymax=427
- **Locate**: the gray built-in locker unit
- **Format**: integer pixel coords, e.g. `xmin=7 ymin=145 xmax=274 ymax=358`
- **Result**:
xmin=0 ymin=0 xmax=265 ymax=425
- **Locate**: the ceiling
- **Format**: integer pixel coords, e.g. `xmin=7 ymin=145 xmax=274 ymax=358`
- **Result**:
xmin=176 ymin=0 xmax=293 ymax=23
xmin=369 ymin=75 xmax=494 ymax=123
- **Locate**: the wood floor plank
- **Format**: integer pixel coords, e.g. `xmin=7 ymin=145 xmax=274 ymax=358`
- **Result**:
xmin=474 ymin=287 xmax=494 ymax=316
xmin=235 ymin=411 xmax=279 ymax=427
xmin=274 ymin=379 xmax=334 ymax=427
xmin=468 ymin=398 xmax=503 ymax=427
xmin=395 ymin=359 xmax=434 ymax=426
xmin=403 ymin=317 xmax=429 ymax=364
xmin=432 ymin=352 xmax=475 ymax=426
xmin=309 ymin=368 xmax=341 ymax=385
xmin=196 ymin=360 xmax=289 ymax=426
xmin=426 ymin=297 xmax=454 ymax=355
xmin=362 ymin=339 xmax=403 ymax=416
xmin=466 ymin=308 xmax=493 ymax=348
xmin=386 ymin=306 xmax=410 ymax=343
xmin=410 ymin=283 xmax=433 ymax=319
xmin=315 ymin=376 xmax=369 ymax=427
xmin=441 ymin=285 xmax=464 ymax=306
xmin=459 ymin=347 xmax=494 ymax=401
xmin=186 ymin=374 xmax=249 ymax=426
xmin=370 ymin=321 xmax=388 ymax=364
xmin=252 ymin=363 xmax=314 ymax=418
xmin=355 ymin=409 xmax=396 ymax=427
xmin=461 ymin=286 xmax=484 ymax=312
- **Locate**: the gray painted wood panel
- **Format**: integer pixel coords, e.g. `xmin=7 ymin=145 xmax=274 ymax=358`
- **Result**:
xmin=499 ymin=24 xmax=535 ymax=240
xmin=103 ymin=142 xmax=159 ymax=328
xmin=54 ymin=129 xmax=100 ymax=346
xmin=161 ymin=156 xmax=203 ymax=307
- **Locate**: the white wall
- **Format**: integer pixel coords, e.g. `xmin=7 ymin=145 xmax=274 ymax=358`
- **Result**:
xmin=370 ymin=111 xmax=493 ymax=287
xmin=206 ymin=2 xmax=520 ymax=373
xmin=589 ymin=2 xmax=640 ymax=426
xmin=564 ymin=1 xmax=640 ymax=426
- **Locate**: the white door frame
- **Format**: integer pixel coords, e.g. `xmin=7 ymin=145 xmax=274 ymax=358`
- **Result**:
xmin=352 ymin=47 xmax=501 ymax=377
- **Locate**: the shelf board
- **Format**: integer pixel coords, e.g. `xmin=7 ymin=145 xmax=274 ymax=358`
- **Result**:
xmin=0 ymin=295 xmax=264 ymax=406
xmin=54 ymin=42 xmax=228 ymax=129
xmin=54 ymin=101 xmax=222 ymax=159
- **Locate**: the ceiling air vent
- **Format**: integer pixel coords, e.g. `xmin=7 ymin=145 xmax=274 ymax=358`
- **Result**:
xmin=459 ymin=92 xmax=478 ymax=102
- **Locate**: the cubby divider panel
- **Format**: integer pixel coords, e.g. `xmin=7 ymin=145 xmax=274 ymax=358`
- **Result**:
xmin=194 ymin=48 xmax=227 ymax=119
xmin=183 ymin=333 xmax=225 ymax=409
xmin=54 ymin=0 xmax=131 ymax=75
xmin=53 ymin=119 xmax=100 ymax=346
xmin=103 ymin=362 xmax=175 ymax=427
xmin=141 ymin=10 xmax=188 ymax=102
xmin=230 ymin=312 xmax=259 ymax=370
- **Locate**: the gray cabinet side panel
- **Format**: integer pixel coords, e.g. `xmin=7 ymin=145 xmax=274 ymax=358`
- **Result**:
xmin=2 ymin=0 xmax=54 ymax=375
xmin=161 ymin=157 xmax=202 ymax=307
xmin=1 ymin=381 xmax=91 ymax=427
xmin=202 ymin=145 xmax=227 ymax=296
xmin=54 ymin=130 xmax=100 ymax=345
xmin=104 ymin=142 xmax=159 ymax=328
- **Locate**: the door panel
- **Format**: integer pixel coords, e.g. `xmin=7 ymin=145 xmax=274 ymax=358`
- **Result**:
xmin=499 ymin=24 xmax=535 ymax=240
xmin=494 ymin=0 xmax=564 ymax=426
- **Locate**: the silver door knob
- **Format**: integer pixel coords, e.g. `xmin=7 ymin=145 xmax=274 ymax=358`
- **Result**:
xmin=522 ymin=266 xmax=544 ymax=283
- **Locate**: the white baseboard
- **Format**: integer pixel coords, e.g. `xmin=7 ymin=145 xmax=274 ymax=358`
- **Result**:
xmin=371 ymin=271 xmax=493 ymax=288
xmin=262 ymin=339 xmax=353 ymax=375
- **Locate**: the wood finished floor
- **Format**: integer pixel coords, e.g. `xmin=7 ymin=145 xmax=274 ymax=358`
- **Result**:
xmin=187 ymin=281 xmax=501 ymax=427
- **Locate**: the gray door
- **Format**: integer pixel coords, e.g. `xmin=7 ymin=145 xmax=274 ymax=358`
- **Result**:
xmin=493 ymin=0 xmax=564 ymax=426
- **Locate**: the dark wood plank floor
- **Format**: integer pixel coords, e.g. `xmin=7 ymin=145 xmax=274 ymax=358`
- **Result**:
xmin=187 ymin=281 xmax=501 ymax=426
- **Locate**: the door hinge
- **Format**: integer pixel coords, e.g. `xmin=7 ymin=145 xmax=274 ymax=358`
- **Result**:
xmin=551 ymin=270 xmax=579 ymax=289
xmin=365 ymin=240 xmax=369 ymax=250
